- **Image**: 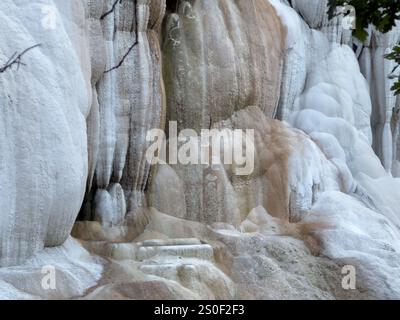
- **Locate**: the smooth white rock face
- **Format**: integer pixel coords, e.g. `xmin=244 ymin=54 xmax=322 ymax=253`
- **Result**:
xmin=162 ymin=0 xmax=285 ymax=132
xmin=0 ymin=238 xmax=103 ymax=300
xmin=270 ymin=0 xmax=400 ymax=298
xmin=291 ymin=0 xmax=328 ymax=29
xmin=0 ymin=0 xmax=91 ymax=267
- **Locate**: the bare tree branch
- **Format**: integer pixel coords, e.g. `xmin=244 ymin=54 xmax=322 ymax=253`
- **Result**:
xmin=101 ymin=0 xmax=139 ymax=73
xmin=104 ymin=40 xmax=138 ymax=73
xmin=0 ymin=44 xmax=41 ymax=74
xmin=100 ymin=0 xmax=123 ymax=20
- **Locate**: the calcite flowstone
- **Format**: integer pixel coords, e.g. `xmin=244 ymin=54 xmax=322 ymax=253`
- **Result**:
xmin=162 ymin=0 xmax=286 ymax=132
xmin=0 ymin=238 xmax=102 ymax=299
xmin=1 ymin=0 xmax=400 ymax=300
xmin=82 ymin=0 xmax=167 ymax=226
xmin=149 ymin=106 xmax=342 ymax=224
xmin=0 ymin=0 xmax=91 ymax=267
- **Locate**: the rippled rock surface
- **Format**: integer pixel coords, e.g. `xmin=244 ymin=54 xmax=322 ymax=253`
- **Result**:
xmin=1 ymin=0 xmax=400 ymax=299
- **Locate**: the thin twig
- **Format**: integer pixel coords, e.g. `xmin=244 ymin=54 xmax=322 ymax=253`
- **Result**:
xmin=0 ymin=44 xmax=41 ymax=73
xmin=100 ymin=0 xmax=123 ymax=20
xmin=104 ymin=40 xmax=139 ymax=73
xmin=103 ymin=0 xmax=139 ymax=73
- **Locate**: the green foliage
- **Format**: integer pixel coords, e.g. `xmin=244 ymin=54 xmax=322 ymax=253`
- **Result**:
xmin=386 ymin=44 xmax=400 ymax=95
xmin=328 ymin=0 xmax=400 ymax=95
xmin=328 ymin=0 xmax=400 ymax=41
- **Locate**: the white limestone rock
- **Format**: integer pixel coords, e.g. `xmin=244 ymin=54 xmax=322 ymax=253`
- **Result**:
xmin=0 ymin=238 xmax=103 ymax=299
xmin=271 ymin=0 xmax=400 ymax=298
xmin=1 ymin=0 xmax=400 ymax=300
xmin=84 ymin=0 xmax=167 ymax=223
xmin=359 ymin=25 xmax=400 ymax=172
xmin=162 ymin=0 xmax=286 ymax=132
xmin=0 ymin=0 xmax=91 ymax=266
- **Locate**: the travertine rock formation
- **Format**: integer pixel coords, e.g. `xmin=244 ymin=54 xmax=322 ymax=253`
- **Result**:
xmin=0 ymin=0 xmax=91 ymax=267
xmin=82 ymin=0 xmax=167 ymax=226
xmin=359 ymin=24 xmax=400 ymax=173
xmin=162 ymin=0 xmax=285 ymax=132
xmin=1 ymin=0 xmax=400 ymax=300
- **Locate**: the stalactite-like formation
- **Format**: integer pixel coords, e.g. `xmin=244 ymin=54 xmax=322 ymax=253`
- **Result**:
xmin=1 ymin=0 xmax=400 ymax=300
